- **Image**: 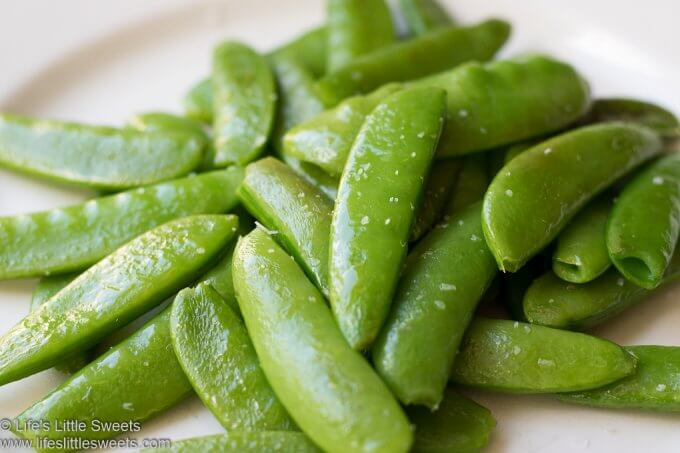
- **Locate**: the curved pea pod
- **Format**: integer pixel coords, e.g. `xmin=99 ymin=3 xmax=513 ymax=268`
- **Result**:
xmin=0 ymin=215 xmax=238 ymax=386
xmin=584 ymin=98 xmax=679 ymax=137
xmin=0 ymin=168 xmax=243 ymax=279
xmin=145 ymin=432 xmax=320 ymax=453
xmin=482 ymin=123 xmax=662 ymax=272
xmin=212 ymin=42 xmax=276 ymax=167
xmin=559 ymin=346 xmax=680 ymax=412
xmin=280 ymin=154 xmax=339 ymax=199
xmin=317 ymin=20 xmax=510 ymax=106
xmin=183 ymin=78 xmax=214 ymax=123
xmin=233 ymin=229 xmax=413 ymax=453
xmin=373 ymin=202 xmax=497 ymax=408
xmin=330 ymin=87 xmax=446 ymax=349
xmin=450 ymin=318 xmax=637 ymax=393
xmin=399 ymin=0 xmax=455 ymax=36
xmin=446 ymin=153 xmax=490 ymax=213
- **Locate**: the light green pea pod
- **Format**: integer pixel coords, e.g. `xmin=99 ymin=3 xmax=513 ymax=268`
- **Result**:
xmin=446 ymin=153 xmax=490 ymax=213
xmin=144 ymin=432 xmax=320 ymax=453
xmin=585 ymin=98 xmax=679 ymax=137
xmin=399 ymin=0 xmax=455 ymax=36
xmin=280 ymin=154 xmax=339 ymax=199
xmin=183 ymin=78 xmax=214 ymax=123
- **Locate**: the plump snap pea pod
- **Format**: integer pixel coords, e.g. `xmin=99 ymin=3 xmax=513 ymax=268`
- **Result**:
xmin=145 ymin=432 xmax=320 ymax=453
xmin=233 ymin=229 xmax=413 ymax=453
xmin=183 ymin=78 xmax=214 ymax=123
xmin=239 ymin=157 xmax=333 ymax=296
xmin=399 ymin=0 xmax=455 ymax=36
xmin=317 ymin=20 xmax=510 ymax=106
xmin=450 ymin=318 xmax=637 ymax=393
xmin=0 ymin=168 xmax=243 ymax=279
xmin=559 ymin=346 xmax=680 ymax=411
xmin=607 ymin=153 xmax=680 ymax=289
xmin=373 ymin=203 xmax=497 ymax=408
xmin=0 ymin=113 xmax=203 ymax=190
xmin=212 ymin=42 xmax=276 ymax=167
xmin=0 ymin=215 xmax=237 ymax=386
xmin=330 ymin=87 xmax=446 ymax=349
xmin=280 ymin=154 xmax=339 ymax=199
xmin=326 ymin=0 xmax=395 ymax=72
xmin=13 ymin=308 xmax=192 ymax=449
xmin=446 ymin=153 xmax=490 ymax=213
xmin=483 ymin=123 xmax=662 ymax=272
xmin=408 ymin=389 xmax=495 ymax=453
xmin=584 ymin=98 xmax=680 ymax=137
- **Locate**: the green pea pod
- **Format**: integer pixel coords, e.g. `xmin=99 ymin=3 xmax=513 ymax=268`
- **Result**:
xmin=399 ymin=0 xmax=455 ymax=36
xmin=450 ymin=318 xmax=637 ymax=393
xmin=553 ymin=196 xmax=613 ymax=283
xmin=0 ymin=215 xmax=237 ymax=386
xmin=585 ymin=98 xmax=679 ymax=137
xmin=280 ymin=154 xmax=339 ymax=199
xmin=0 ymin=113 xmax=203 ymax=190
xmin=233 ymin=229 xmax=413 ymax=453
xmin=183 ymin=78 xmax=214 ymax=123
xmin=483 ymin=123 xmax=662 ymax=272
xmin=145 ymin=432 xmax=320 ymax=453
xmin=212 ymin=42 xmax=276 ymax=167
xmin=0 ymin=168 xmax=243 ymax=279
xmin=330 ymin=86 xmax=446 ymax=349
xmin=408 ymin=390 xmax=495 ymax=453
xmin=318 ymin=20 xmax=510 ymax=106
xmin=373 ymin=202 xmax=497 ymax=408
xmin=446 ymin=153 xmax=490 ymax=213
xmin=559 ymin=346 xmax=680 ymax=411
xmin=326 ymin=0 xmax=395 ymax=72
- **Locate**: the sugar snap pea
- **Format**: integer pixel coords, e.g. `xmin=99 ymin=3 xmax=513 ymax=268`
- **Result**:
xmin=233 ymin=229 xmax=413 ymax=453
xmin=280 ymin=154 xmax=339 ymax=199
xmin=330 ymin=86 xmax=446 ymax=349
xmin=146 ymin=432 xmax=320 ymax=453
xmin=446 ymin=153 xmax=490 ymax=213
xmin=399 ymin=0 xmax=455 ymax=37
xmin=584 ymin=98 xmax=680 ymax=137
xmin=183 ymin=78 xmax=214 ymax=123
xmin=450 ymin=318 xmax=637 ymax=393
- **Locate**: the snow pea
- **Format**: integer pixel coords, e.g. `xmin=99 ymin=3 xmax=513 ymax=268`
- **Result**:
xmin=373 ymin=202 xmax=497 ymax=408
xmin=0 ymin=215 xmax=237 ymax=386
xmin=212 ymin=41 xmax=275 ymax=166
xmin=146 ymin=432 xmax=320 ymax=453
xmin=399 ymin=0 xmax=455 ymax=36
xmin=326 ymin=0 xmax=395 ymax=72
xmin=317 ymin=20 xmax=510 ymax=105
xmin=330 ymin=87 xmax=446 ymax=349
xmin=584 ymin=98 xmax=679 ymax=137
xmin=0 ymin=113 xmax=203 ymax=190
xmin=0 ymin=168 xmax=243 ymax=279
xmin=450 ymin=318 xmax=637 ymax=393
xmin=183 ymin=78 xmax=214 ymax=123
xmin=483 ymin=123 xmax=662 ymax=272
xmin=281 ymin=154 xmax=339 ymax=199
xmin=445 ymin=153 xmax=490 ymax=213
xmin=233 ymin=229 xmax=413 ymax=453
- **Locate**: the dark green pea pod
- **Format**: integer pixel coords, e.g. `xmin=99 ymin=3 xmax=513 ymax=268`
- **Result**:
xmin=0 ymin=113 xmax=203 ymax=190
xmin=584 ymin=98 xmax=679 ymax=137
xmin=317 ymin=20 xmax=510 ymax=106
xmin=280 ymin=154 xmax=339 ymax=199
xmin=212 ymin=42 xmax=276 ymax=167
xmin=408 ymin=389 xmax=495 ymax=453
xmin=0 ymin=215 xmax=238 ymax=386
xmin=445 ymin=153 xmax=490 ymax=213
xmin=373 ymin=202 xmax=497 ymax=408
xmin=450 ymin=318 xmax=637 ymax=393
xmin=0 ymin=168 xmax=243 ymax=279
xmin=330 ymin=87 xmax=446 ymax=349
xmin=607 ymin=153 xmax=680 ymax=289
xmin=399 ymin=0 xmax=455 ymax=36
xmin=483 ymin=123 xmax=662 ymax=272
xmin=183 ymin=78 xmax=214 ymax=123
xmin=559 ymin=346 xmax=680 ymax=411
xmin=234 ymin=229 xmax=413 ymax=453
xmin=145 ymin=432 xmax=320 ymax=453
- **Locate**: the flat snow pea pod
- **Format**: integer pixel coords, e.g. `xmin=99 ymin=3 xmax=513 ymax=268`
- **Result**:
xmin=0 ymin=113 xmax=203 ymax=190
xmin=183 ymin=77 xmax=214 ymax=123
xmin=559 ymin=346 xmax=680 ymax=411
xmin=450 ymin=318 xmax=637 ymax=393
xmin=239 ymin=157 xmax=333 ymax=296
xmin=233 ymin=229 xmax=413 ymax=453
xmin=0 ymin=215 xmax=237 ymax=386
xmin=446 ymin=153 xmax=490 ymax=213
xmin=212 ymin=41 xmax=276 ymax=167
xmin=482 ymin=123 xmax=662 ymax=272
xmin=0 ymin=168 xmax=243 ymax=279
xmin=317 ymin=20 xmax=510 ymax=106
xmin=280 ymin=154 xmax=339 ymax=199
xmin=607 ymin=153 xmax=680 ymax=289
xmin=330 ymin=87 xmax=446 ymax=349
xmin=584 ymin=98 xmax=680 ymax=137
xmin=399 ymin=0 xmax=455 ymax=36
xmin=145 ymin=432 xmax=320 ymax=453
xmin=373 ymin=203 xmax=497 ymax=408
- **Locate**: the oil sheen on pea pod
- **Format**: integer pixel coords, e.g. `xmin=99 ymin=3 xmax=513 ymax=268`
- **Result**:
xmin=145 ymin=432 xmax=321 ymax=453
xmin=373 ymin=202 xmax=497 ymax=408
xmin=0 ymin=215 xmax=238 ymax=386
xmin=584 ymin=98 xmax=680 ymax=137
xmin=212 ymin=41 xmax=276 ymax=167
xmin=233 ymin=229 xmax=413 ymax=453
xmin=13 ymin=308 xmax=192 ymax=451
xmin=0 ymin=168 xmax=243 ymax=280
xmin=446 ymin=153 xmax=490 ymax=213
xmin=280 ymin=154 xmax=339 ymax=199
xmin=482 ymin=122 xmax=662 ymax=273
xmin=330 ymin=87 xmax=446 ymax=350
xmin=607 ymin=153 xmax=680 ymax=289
xmin=450 ymin=318 xmax=637 ymax=393
xmin=399 ymin=0 xmax=455 ymax=36
xmin=317 ymin=19 xmax=510 ymax=106
xmin=0 ymin=113 xmax=204 ymax=190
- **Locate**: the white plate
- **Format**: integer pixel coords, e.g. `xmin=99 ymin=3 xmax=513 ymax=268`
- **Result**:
xmin=0 ymin=1 xmax=679 ymax=452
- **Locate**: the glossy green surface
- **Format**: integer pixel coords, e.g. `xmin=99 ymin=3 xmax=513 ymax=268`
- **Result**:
xmin=330 ymin=87 xmax=445 ymax=349
xmin=483 ymin=123 xmax=662 ymax=272
xmin=183 ymin=78 xmax=214 ymax=123
xmin=373 ymin=203 xmax=497 ymax=408
xmin=450 ymin=318 xmax=637 ymax=393
xmin=280 ymin=154 xmax=339 ymax=199
xmin=446 ymin=153 xmax=490 ymax=213
xmin=399 ymin=0 xmax=455 ymax=36
xmin=233 ymin=229 xmax=412 ymax=453
xmin=0 ymin=215 xmax=237 ymax=386
xmin=0 ymin=168 xmax=243 ymax=279
xmin=146 ymin=432 xmax=320 ymax=453
xmin=585 ymin=98 xmax=679 ymax=137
